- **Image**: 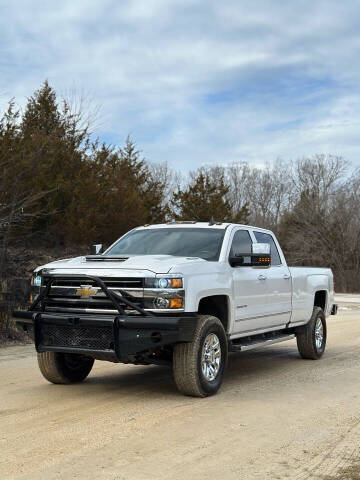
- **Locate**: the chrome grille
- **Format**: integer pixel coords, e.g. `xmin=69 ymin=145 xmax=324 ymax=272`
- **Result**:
xmin=42 ymin=277 xmax=144 ymax=314
xmin=50 ymin=277 xmax=144 ymax=288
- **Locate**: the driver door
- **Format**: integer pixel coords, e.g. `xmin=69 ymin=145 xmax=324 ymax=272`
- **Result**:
xmin=230 ymin=229 xmax=270 ymax=335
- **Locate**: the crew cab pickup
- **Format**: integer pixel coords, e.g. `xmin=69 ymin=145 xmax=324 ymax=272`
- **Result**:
xmin=15 ymin=222 xmax=337 ymax=397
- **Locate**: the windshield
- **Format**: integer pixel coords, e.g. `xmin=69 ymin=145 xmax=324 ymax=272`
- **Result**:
xmin=106 ymin=228 xmax=225 ymax=261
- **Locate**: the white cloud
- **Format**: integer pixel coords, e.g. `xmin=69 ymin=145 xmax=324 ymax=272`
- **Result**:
xmin=0 ymin=0 xmax=360 ymax=169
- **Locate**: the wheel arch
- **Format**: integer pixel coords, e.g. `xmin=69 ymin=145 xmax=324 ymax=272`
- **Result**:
xmin=314 ymin=290 xmax=328 ymax=312
xmin=197 ymin=295 xmax=230 ymax=333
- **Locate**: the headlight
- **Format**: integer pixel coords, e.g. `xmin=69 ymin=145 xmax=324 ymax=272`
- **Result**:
xmin=143 ymin=274 xmax=184 ymax=310
xmin=145 ymin=275 xmax=183 ymax=289
xmin=157 ymin=278 xmax=169 ymax=289
xmin=151 ymin=296 xmax=183 ymax=309
xmin=154 ymin=297 xmax=170 ymax=309
xmin=156 ymin=277 xmax=183 ymax=288
xmin=32 ymin=275 xmax=42 ymax=287
xmin=30 ymin=273 xmax=42 ymax=303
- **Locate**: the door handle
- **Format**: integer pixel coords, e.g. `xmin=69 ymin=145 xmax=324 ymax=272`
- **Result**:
xmin=258 ymin=274 xmax=267 ymax=281
xmin=283 ymin=274 xmax=291 ymax=279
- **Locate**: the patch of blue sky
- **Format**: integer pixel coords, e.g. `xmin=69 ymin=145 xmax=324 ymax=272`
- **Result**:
xmin=98 ymin=119 xmax=174 ymax=151
xmin=204 ymin=73 xmax=340 ymax=109
xmin=264 ymin=119 xmax=302 ymax=133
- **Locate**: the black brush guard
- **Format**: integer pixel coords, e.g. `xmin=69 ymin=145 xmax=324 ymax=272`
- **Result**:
xmin=14 ymin=274 xmax=196 ymax=364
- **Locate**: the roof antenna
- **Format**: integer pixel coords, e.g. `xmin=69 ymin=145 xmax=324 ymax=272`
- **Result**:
xmin=208 ymin=217 xmax=216 ymax=226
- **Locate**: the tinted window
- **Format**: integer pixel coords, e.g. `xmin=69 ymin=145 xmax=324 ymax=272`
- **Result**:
xmin=254 ymin=231 xmax=281 ymax=265
xmin=106 ymin=228 xmax=225 ymax=261
xmin=230 ymin=230 xmax=252 ymax=257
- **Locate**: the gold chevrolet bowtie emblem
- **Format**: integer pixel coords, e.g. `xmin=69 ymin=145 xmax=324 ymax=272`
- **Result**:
xmin=76 ymin=285 xmax=97 ymax=298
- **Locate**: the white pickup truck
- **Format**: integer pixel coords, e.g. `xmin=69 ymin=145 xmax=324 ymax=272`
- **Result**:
xmin=15 ymin=222 xmax=337 ymax=397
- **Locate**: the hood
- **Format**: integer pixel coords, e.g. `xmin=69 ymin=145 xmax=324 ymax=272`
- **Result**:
xmin=35 ymin=254 xmax=205 ymax=277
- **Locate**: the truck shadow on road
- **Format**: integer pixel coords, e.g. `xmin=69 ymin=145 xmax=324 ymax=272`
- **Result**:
xmin=224 ymin=345 xmax=305 ymax=390
xmin=59 ymin=343 xmax=306 ymax=398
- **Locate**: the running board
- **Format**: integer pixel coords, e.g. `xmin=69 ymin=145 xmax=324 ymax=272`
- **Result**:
xmin=229 ymin=333 xmax=295 ymax=352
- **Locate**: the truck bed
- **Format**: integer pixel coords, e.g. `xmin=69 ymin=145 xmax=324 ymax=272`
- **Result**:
xmin=289 ymin=266 xmax=333 ymax=324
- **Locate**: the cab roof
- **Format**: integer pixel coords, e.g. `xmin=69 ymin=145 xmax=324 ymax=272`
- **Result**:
xmin=139 ymin=222 xmax=229 ymax=229
xmin=137 ymin=222 xmax=271 ymax=233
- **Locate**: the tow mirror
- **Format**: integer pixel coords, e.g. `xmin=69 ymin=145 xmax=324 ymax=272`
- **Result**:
xmin=252 ymin=243 xmax=270 ymax=255
xmin=90 ymin=244 xmax=103 ymax=255
xmin=229 ymin=243 xmax=271 ymax=267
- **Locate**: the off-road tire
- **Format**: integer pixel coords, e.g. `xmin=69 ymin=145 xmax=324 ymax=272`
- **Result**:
xmin=296 ymin=307 xmax=327 ymax=360
xmin=37 ymin=352 xmax=94 ymax=384
xmin=173 ymin=315 xmax=228 ymax=397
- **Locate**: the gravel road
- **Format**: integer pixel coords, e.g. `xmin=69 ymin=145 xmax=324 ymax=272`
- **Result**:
xmin=1 ymin=304 xmax=360 ymax=480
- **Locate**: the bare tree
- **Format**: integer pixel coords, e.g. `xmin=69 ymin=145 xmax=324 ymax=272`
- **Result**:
xmin=148 ymin=161 xmax=179 ymax=213
xmin=225 ymin=160 xmax=293 ymax=229
xmin=279 ymin=155 xmax=357 ymax=291
xmin=291 ymin=155 xmax=349 ymax=210
xmin=61 ymin=85 xmax=102 ymax=137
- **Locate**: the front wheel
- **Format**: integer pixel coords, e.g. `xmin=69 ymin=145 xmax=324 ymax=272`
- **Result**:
xmin=37 ymin=351 xmax=94 ymax=384
xmin=296 ymin=307 xmax=327 ymax=359
xmin=173 ymin=315 xmax=228 ymax=397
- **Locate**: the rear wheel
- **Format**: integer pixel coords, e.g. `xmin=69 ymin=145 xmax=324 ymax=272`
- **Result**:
xmin=296 ymin=307 xmax=327 ymax=359
xmin=37 ymin=351 xmax=94 ymax=384
xmin=173 ymin=315 xmax=228 ymax=397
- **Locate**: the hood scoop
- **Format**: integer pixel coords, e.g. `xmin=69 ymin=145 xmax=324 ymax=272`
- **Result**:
xmin=85 ymin=255 xmax=129 ymax=262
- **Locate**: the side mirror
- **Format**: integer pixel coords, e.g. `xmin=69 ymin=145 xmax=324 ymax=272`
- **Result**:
xmin=90 ymin=244 xmax=103 ymax=255
xmin=252 ymin=243 xmax=270 ymax=255
xmin=229 ymin=243 xmax=271 ymax=267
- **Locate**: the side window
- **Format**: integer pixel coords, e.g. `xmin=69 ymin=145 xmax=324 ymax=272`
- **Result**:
xmin=254 ymin=231 xmax=281 ymax=265
xmin=230 ymin=230 xmax=252 ymax=258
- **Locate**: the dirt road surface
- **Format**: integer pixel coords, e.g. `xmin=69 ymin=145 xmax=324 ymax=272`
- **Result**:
xmin=1 ymin=301 xmax=360 ymax=480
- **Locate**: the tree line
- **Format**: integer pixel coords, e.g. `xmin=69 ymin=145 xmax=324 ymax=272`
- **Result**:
xmin=1 ymin=80 xmax=359 ymax=337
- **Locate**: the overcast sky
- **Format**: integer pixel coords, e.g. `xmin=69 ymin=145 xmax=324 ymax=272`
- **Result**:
xmin=1 ymin=0 xmax=360 ymax=170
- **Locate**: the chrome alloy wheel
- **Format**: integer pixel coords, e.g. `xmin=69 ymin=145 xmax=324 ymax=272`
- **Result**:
xmin=315 ymin=317 xmax=324 ymax=350
xmin=201 ymin=333 xmax=221 ymax=381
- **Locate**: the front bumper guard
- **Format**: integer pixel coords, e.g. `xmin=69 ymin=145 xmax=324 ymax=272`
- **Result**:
xmin=13 ymin=273 xmax=196 ymax=362
xmin=14 ymin=311 xmax=196 ymax=361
